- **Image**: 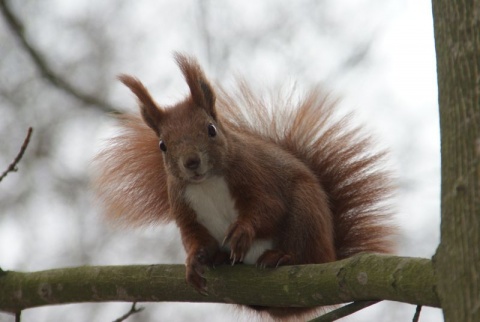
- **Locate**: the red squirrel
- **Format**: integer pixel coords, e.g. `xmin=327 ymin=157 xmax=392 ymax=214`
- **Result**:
xmin=93 ymin=53 xmax=395 ymax=319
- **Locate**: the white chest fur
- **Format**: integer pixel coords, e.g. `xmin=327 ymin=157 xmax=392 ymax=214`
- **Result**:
xmin=184 ymin=176 xmax=237 ymax=243
xmin=184 ymin=176 xmax=272 ymax=264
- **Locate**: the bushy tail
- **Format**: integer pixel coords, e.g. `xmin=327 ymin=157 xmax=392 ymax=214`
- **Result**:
xmin=92 ymin=114 xmax=172 ymax=226
xmin=217 ymin=82 xmax=396 ymax=257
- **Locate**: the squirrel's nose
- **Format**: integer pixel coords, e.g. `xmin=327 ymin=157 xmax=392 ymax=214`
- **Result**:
xmin=184 ymin=156 xmax=201 ymax=170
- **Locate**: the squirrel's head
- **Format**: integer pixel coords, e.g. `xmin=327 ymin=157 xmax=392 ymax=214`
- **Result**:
xmin=119 ymin=54 xmax=228 ymax=184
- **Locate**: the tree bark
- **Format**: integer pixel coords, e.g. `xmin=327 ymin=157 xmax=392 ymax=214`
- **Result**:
xmin=432 ymin=0 xmax=480 ymax=321
xmin=0 ymin=254 xmax=438 ymax=313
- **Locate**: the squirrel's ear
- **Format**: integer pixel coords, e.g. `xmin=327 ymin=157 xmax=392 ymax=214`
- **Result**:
xmin=119 ymin=74 xmax=163 ymax=136
xmin=174 ymin=53 xmax=217 ymax=120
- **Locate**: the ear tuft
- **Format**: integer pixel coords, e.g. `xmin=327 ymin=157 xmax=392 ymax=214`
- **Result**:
xmin=118 ymin=74 xmax=163 ymax=136
xmin=174 ymin=53 xmax=216 ymax=119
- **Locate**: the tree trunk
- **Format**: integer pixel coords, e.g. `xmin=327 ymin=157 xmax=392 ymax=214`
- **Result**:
xmin=432 ymin=0 xmax=480 ymax=321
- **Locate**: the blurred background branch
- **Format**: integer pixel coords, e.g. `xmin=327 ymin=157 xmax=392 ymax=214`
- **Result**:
xmin=0 ymin=0 xmax=118 ymax=113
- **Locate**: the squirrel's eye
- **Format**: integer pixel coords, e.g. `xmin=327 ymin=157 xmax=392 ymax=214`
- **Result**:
xmin=207 ymin=123 xmax=217 ymax=137
xmin=159 ymin=140 xmax=167 ymax=152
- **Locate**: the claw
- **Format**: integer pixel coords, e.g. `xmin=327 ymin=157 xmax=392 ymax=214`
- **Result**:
xmin=276 ymin=256 xmax=289 ymax=267
xmin=222 ymin=235 xmax=228 ymax=247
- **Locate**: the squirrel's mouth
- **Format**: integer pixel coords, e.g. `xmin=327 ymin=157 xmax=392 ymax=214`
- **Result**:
xmin=188 ymin=173 xmax=207 ymax=183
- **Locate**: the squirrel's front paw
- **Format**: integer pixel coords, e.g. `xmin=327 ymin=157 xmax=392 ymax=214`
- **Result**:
xmin=223 ymin=221 xmax=254 ymax=264
xmin=185 ymin=248 xmax=210 ymax=295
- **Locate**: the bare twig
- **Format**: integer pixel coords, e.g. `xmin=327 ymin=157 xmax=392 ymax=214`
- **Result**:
xmin=0 ymin=127 xmax=33 ymax=183
xmin=413 ymin=305 xmax=422 ymax=322
xmin=15 ymin=311 xmax=21 ymax=322
xmin=112 ymin=302 xmax=144 ymax=322
xmin=0 ymin=0 xmax=118 ymax=114
xmin=308 ymin=300 xmax=380 ymax=322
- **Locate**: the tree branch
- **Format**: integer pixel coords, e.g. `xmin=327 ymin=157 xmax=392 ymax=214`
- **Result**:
xmin=0 ymin=254 xmax=439 ymax=314
xmin=412 ymin=305 xmax=422 ymax=322
xmin=0 ymin=0 xmax=118 ymax=114
xmin=0 ymin=127 xmax=33 ymax=183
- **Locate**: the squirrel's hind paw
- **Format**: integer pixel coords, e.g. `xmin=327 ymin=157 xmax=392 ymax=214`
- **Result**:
xmin=256 ymin=250 xmax=293 ymax=269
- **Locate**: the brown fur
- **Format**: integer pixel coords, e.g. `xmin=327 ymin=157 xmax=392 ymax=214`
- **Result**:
xmin=92 ymin=53 xmax=395 ymax=320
